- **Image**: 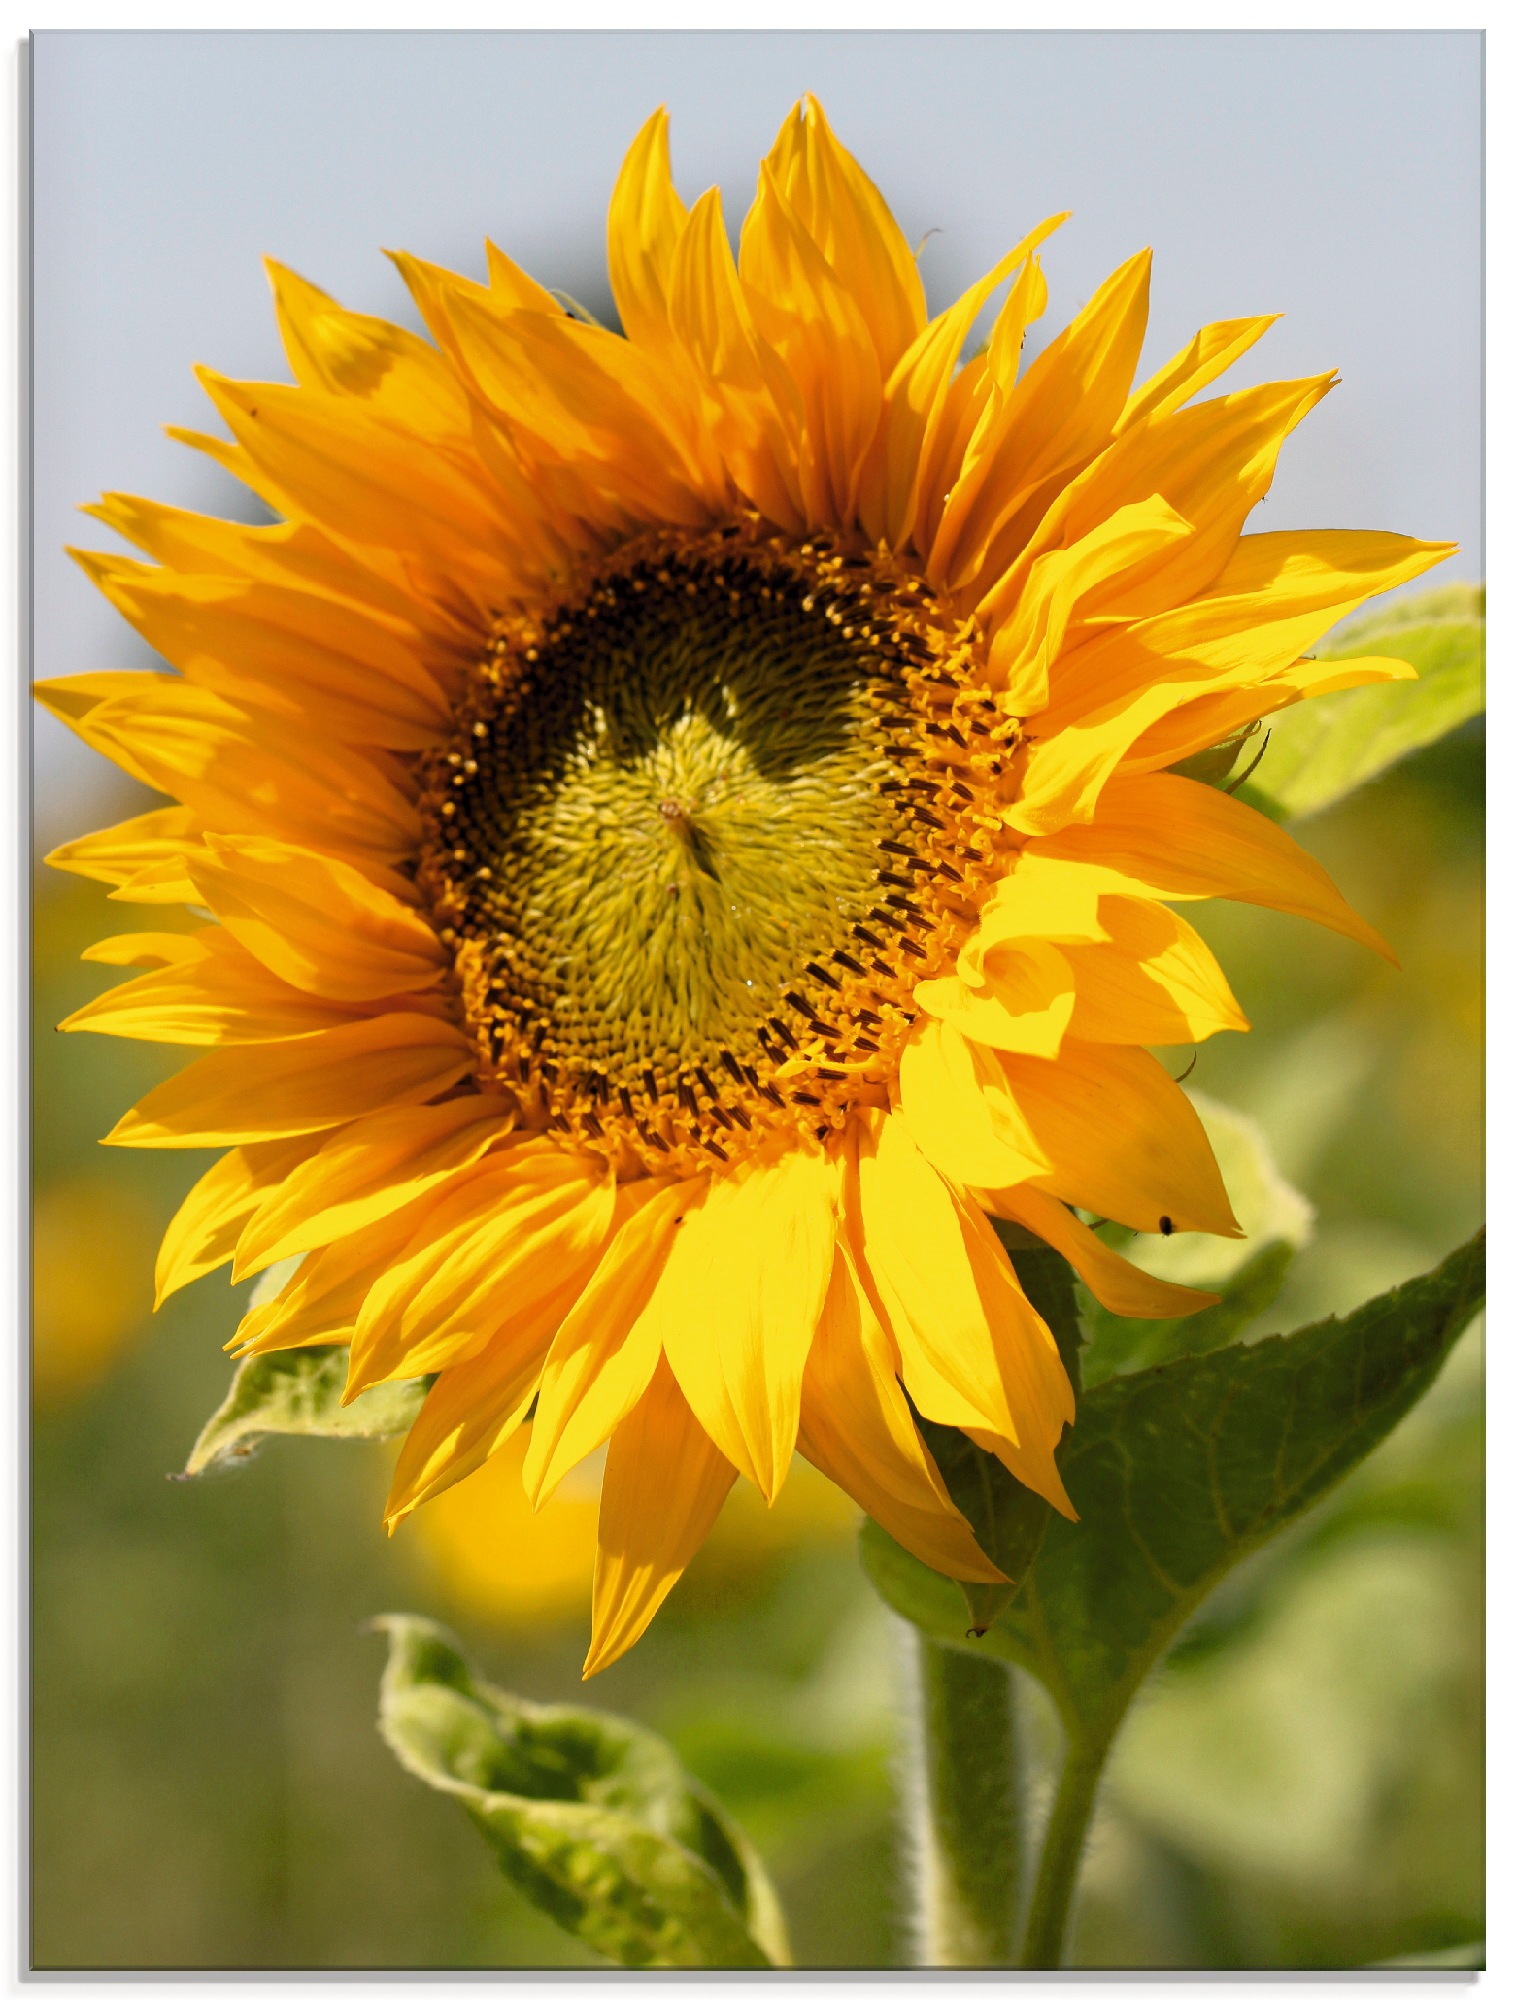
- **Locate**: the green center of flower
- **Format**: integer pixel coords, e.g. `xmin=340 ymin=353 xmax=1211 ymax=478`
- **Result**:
xmin=420 ymin=525 xmax=1018 ymax=1172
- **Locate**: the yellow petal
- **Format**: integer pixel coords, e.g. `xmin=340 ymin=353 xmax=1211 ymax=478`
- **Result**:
xmin=60 ymin=925 xmax=392 ymax=1045
xmin=347 ymin=1147 xmax=614 ymax=1393
xmin=233 ymin=1093 xmax=516 ymax=1278
xmin=186 ymin=834 xmax=444 ymax=1001
xmin=1062 ymin=896 xmax=1249 ymax=1046
xmin=383 ymin=1300 xmax=564 ymax=1527
xmin=584 ymin=1355 xmax=737 ymax=1678
xmin=46 ymin=806 xmax=198 ymax=889
xmin=266 ymin=258 xmax=474 ymax=444
xmin=798 ymin=1244 xmax=1004 ymax=1584
xmin=738 ymin=159 xmax=883 ymax=526
xmin=103 ymin=1012 xmax=474 ymax=1147
xmin=83 ymin=490 xmax=454 ymax=646
xmin=523 ymin=1177 xmax=702 ymax=1507
xmin=606 ymin=106 xmax=690 ymax=353
xmin=768 ymin=97 xmax=926 ymax=377
xmin=70 ymin=549 xmax=451 ymax=752
xmin=195 ymin=370 xmax=515 ymax=609
xmin=657 ymin=1147 xmax=839 ymax=1502
xmin=984 ymin=496 xmax=1193 ymax=714
xmin=667 ymin=186 xmax=805 ymax=530
xmin=858 ymin=215 xmax=1068 ymax=549
xmin=1023 ymin=772 xmax=1394 ymax=959
xmin=980 ymin=1181 xmax=1218 ymax=1321
xmin=980 ymin=375 xmax=1336 ymax=633
xmin=851 ymin=1111 xmax=1074 ymax=1500
xmin=1000 ymin=1040 xmax=1239 ymax=1237
xmin=899 ymin=1016 xmax=1051 ymax=1184
xmin=1115 ymin=315 xmax=1280 ymax=433
xmin=937 ymin=248 xmax=1153 ymax=588
xmin=81 ymin=931 xmax=206 ymax=970
xmin=230 ymin=1199 xmax=447 ymax=1355
xmin=913 ymin=947 xmax=1076 ymax=1060
xmin=154 ymin=1134 xmax=323 ymax=1307
xmin=74 ymin=677 xmax=420 ymax=868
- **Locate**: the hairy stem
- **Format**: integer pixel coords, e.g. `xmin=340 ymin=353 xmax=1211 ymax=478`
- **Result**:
xmin=1016 ymin=1727 xmax=1109 ymax=1969
xmin=903 ymin=1631 xmax=1024 ymax=1966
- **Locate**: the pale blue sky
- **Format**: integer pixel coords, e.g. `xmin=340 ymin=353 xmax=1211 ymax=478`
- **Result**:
xmin=31 ymin=29 xmax=1483 ymax=846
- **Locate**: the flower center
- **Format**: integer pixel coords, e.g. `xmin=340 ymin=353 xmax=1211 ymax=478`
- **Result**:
xmin=419 ymin=523 xmax=1019 ymax=1174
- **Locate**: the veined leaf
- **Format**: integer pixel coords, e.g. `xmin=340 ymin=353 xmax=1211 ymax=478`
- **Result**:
xmin=373 ymin=1616 xmax=788 ymax=1970
xmin=1239 ymin=583 xmax=1483 ymax=822
xmin=863 ymin=1231 xmax=1484 ymax=1745
xmin=183 ymin=1345 xmax=425 ymax=1476
xmin=1081 ymin=1239 xmax=1295 ymax=1390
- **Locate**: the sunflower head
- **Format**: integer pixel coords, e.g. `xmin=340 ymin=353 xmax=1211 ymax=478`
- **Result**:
xmin=43 ymin=96 xmax=1450 ymax=1677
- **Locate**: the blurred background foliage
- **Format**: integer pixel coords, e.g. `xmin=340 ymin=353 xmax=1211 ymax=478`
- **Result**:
xmin=31 ymin=701 xmax=1482 ymax=1969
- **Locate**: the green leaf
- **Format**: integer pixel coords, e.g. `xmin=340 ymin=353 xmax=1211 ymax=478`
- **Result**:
xmin=373 ymin=1615 xmax=789 ymax=1969
xmin=1081 ymin=1239 xmax=1295 ymax=1390
xmin=863 ymin=1230 xmax=1484 ymax=1749
xmin=182 ymin=1346 xmax=427 ymax=1476
xmin=1238 ymin=584 xmax=1483 ymax=822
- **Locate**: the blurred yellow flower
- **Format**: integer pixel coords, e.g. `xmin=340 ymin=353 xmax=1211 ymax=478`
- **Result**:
xmin=413 ymin=1423 xmax=858 ymax=1630
xmin=32 ymin=1177 xmax=154 ymax=1403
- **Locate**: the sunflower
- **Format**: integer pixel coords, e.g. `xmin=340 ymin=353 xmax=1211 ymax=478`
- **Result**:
xmin=42 ymin=99 xmax=1449 ymax=1677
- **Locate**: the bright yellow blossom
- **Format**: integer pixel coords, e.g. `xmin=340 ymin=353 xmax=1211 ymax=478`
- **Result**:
xmin=41 ymin=99 xmax=1448 ymax=1676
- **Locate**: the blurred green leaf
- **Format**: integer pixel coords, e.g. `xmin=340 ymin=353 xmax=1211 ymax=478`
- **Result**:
xmin=863 ymin=1230 xmax=1484 ymax=1746
xmin=183 ymin=1346 xmax=426 ymax=1477
xmin=373 ymin=1615 xmax=788 ymax=1970
xmin=1238 ymin=584 xmax=1484 ymax=823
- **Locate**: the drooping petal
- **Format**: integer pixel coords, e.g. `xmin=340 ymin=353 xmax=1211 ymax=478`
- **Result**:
xmin=383 ymin=1293 xmax=568 ymax=1527
xmin=1061 ymin=897 xmax=1249 ymax=1046
xmin=798 ymin=1245 xmax=1004 ymax=1583
xmin=523 ymin=1177 xmax=702 ymax=1507
xmin=850 ymin=1112 xmax=1074 ymax=1514
xmin=980 ymin=1180 xmax=1218 ymax=1320
xmin=584 ymin=1355 xmax=737 ymax=1678
xmin=898 ymin=1015 xmax=1052 ymax=1185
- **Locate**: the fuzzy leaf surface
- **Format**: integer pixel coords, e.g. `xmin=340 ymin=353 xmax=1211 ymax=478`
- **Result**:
xmin=184 ymin=1345 xmax=426 ymax=1475
xmin=373 ymin=1616 xmax=787 ymax=1969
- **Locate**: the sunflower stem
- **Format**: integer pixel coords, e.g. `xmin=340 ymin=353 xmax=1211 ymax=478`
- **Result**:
xmin=1016 ymin=1725 xmax=1109 ymax=1969
xmin=903 ymin=1629 xmax=1024 ymax=1966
